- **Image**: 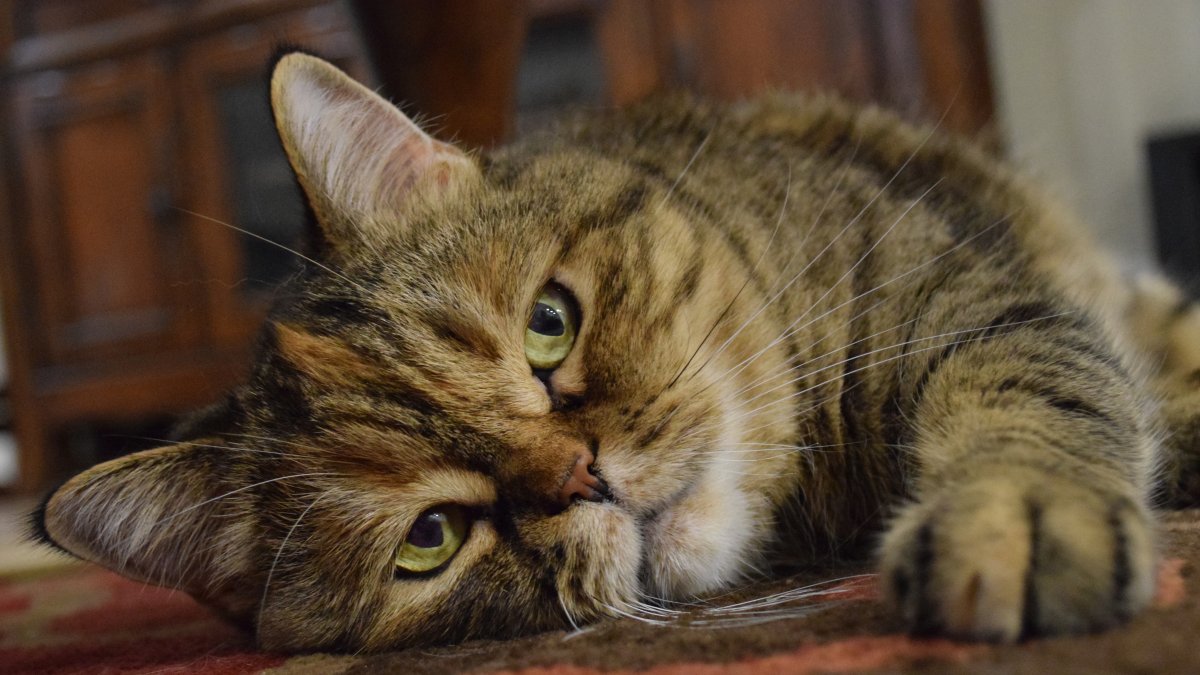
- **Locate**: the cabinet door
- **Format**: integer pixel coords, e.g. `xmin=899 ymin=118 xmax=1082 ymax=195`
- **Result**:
xmin=594 ymin=0 xmax=993 ymax=135
xmin=176 ymin=4 xmax=371 ymax=347
xmin=11 ymin=53 xmax=202 ymax=366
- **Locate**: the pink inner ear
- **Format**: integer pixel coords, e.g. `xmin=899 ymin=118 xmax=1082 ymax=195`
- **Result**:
xmin=385 ymin=139 xmax=439 ymax=197
xmin=274 ymin=53 xmax=473 ymax=230
xmin=324 ymin=81 xmax=441 ymax=185
xmin=376 ymin=138 xmax=473 ymax=217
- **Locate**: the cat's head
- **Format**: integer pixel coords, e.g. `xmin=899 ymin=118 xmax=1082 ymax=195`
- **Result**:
xmin=37 ymin=53 xmax=796 ymax=651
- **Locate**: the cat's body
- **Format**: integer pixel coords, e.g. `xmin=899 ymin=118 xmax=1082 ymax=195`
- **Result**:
xmin=36 ymin=54 xmax=1200 ymax=652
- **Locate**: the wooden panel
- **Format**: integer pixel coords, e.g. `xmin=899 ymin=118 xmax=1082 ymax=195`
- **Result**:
xmin=7 ymin=1 xmax=335 ymax=74
xmin=672 ymin=0 xmax=876 ymax=100
xmin=12 ymin=0 xmax=157 ymax=39
xmin=34 ymin=347 xmax=251 ymax=425
xmin=177 ymin=4 xmax=370 ymax=347
xmin=913 ymin=0 xmax=995 ymax=135
xmin=593 ymin=0 xmax=672 ymax=105
xmin=0 ymin=29 xmax=48 ymax=491
xmin=55 ymin=104 xmax=165 ymax=325
xmin=354 ymin=0 xmax=528 ymax=149
xmin=11 ymin=53 xmax=202 ymax=365
xmin=592 ymin=0 xmax=994 ymax=136
xmin=355 ymin=0 xmax=993 ymax=144
xmin=595 ymin=0 xmax=876 ymax=105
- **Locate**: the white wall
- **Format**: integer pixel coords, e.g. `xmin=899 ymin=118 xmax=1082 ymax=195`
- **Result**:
xmin=984 ymin=0 xmax=1200 ymax=271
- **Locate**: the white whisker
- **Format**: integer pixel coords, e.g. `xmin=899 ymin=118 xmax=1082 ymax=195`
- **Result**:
xmin=585 ymin=573 xmax=869 ymax=630
xmin=708 ymin=179 xmax=942 ymax=394
xmin=149 ymin=472 xmax=342 ymax=529
xmin=686 ymin=210 xmax=1016 ymax=439
xmin=731 ymin=311 xmax=1074 ymax=429
xmin=602 ymin=601 xmax=674 ymax=626
xmin=117 ymin=436 xmax=305 ymax=461
xmin=558 ymin=594 xmax=581 ymax=631
xmin=686 ymin=118 xmax=948 ymax=385
xmin=665 ymin=162 xmax=793 ymax=390
xmin=662 ymin=131 xmax=713 ymax=205
xmin=258 ymin=488 xmax=333 ymax=629
xmin=176 ymin=207 xmax=371 ymax=295
xmin=715 ymin=211 xmax=1015 ymax=393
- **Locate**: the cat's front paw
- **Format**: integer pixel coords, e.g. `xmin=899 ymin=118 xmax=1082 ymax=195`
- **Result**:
xmin=879 ymin=469 xmax=1156 ymax=642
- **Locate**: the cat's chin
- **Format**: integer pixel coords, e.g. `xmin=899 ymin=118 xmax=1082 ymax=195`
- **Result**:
xmin=636 ymin=453 xmax=768 ymax=600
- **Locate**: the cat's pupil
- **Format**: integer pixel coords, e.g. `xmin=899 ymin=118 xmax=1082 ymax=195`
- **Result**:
xmin=529 ymin=303 xmax=565 ymax=336
xmin=407 ymin=512 xmax=445 ymax=549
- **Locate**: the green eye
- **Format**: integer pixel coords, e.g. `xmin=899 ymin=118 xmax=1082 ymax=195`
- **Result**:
xmin=525 ymin=284 xmax=577 ymax=370
xmin=395 ymin=506 xmax=468 ymax=574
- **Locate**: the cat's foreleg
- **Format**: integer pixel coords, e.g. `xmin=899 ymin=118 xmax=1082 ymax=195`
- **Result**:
xmin=879 ymin=305 xmax=1158 ymax=642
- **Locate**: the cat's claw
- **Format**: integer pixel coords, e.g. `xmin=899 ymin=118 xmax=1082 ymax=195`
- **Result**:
xmin=879 ymin=468 xmax=1157 ymax=642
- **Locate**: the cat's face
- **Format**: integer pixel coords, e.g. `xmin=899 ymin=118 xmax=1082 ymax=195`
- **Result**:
xmin=40 ymin=54 xmax=797 ymax=651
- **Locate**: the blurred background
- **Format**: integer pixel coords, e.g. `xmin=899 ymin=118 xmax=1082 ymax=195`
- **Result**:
xmin=0 ymin=0 xmax=1197 ymax=495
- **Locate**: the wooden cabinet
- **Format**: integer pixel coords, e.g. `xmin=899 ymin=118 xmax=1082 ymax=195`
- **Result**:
xmin=356 ymin=0 xmax=994 ymax=152
xmin=0 ymin=1 xmax=370 ymax=491
xmin=592 ymin=0 xmax=993 ymax=134
xmin=13 ymin=53 xmax=198 ymax=366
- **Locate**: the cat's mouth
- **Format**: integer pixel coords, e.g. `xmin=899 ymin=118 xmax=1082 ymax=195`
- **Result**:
xmin=631 ymin=481 xmax=698 ymax=588
xmin=587 ymin=439 xmax=745 ymax=600
xmin=636 ymin=482 xmax=696 ymax=527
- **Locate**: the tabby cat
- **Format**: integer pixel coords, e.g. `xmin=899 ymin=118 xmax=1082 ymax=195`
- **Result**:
xmin=34 ymin=52 xmax=1200 ymax=652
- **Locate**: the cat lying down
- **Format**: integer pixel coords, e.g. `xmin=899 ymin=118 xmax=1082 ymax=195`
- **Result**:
xmin=34 ymin=52 xmax=1200 ymax=652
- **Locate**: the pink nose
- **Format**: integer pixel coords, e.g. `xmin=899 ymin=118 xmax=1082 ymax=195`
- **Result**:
xmin=557 ymin=450 xmax=610 ymax=506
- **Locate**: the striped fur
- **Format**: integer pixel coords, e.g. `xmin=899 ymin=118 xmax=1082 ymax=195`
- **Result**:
xmin=37 ymin=53 xmax=1200 ymax=651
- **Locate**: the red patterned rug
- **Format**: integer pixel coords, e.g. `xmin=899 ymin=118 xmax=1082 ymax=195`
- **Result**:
xmin=2 ymin=511 xmax=1197 ymax=674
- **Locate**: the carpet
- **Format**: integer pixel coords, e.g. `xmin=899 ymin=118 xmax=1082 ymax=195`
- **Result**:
xmin=1 ymin=511 xmax=1196 ymax=674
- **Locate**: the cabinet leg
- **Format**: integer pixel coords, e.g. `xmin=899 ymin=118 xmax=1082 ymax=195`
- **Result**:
xmin=16 ymin=416 xmax=58 ymax=495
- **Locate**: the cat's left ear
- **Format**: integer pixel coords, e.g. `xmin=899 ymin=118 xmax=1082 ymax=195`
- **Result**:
xmin=269 ymin=51 xmax=479 ymax=252
xmin=36 ymin=441 xmax=251 ymax=593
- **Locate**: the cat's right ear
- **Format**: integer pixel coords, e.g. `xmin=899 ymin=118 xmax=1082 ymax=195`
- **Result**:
xmin=269 ymin=51 xmax=478 ymax=254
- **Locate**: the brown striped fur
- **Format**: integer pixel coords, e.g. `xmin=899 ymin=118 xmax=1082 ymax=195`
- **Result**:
xmin=38 ymin=53 xmax=1200 ymax=651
